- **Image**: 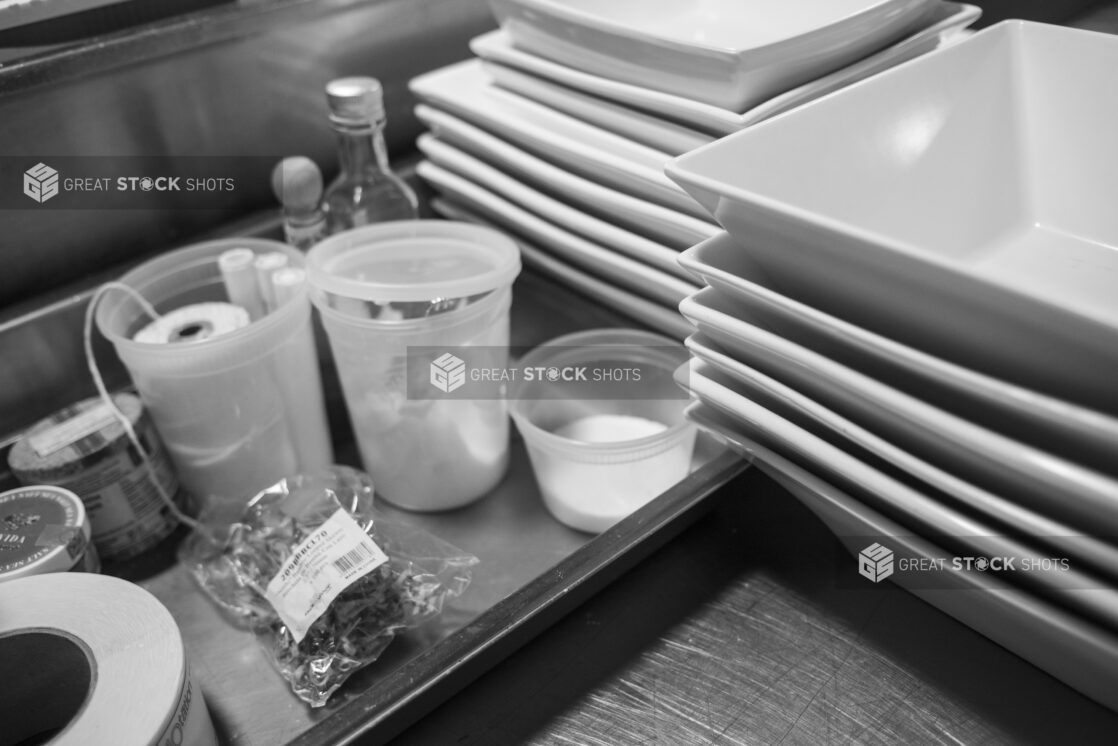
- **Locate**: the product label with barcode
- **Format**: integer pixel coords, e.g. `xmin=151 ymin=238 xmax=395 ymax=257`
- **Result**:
xmin=264 ymin=509 xmax=388 ymax=643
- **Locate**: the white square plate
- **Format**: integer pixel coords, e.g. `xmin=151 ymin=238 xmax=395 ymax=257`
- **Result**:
xmin=679 ymin=288 xmax=1118 ymax=536
xmin=410 ymin=60 xmax=706 ymax=218
xmin=481 ymin=60 xmax=714 ymax=155
xmin=686 ymin=333 xmax=1118 ymax=577
xmin=668 ymin=22 xmax=1118 ymax=414
xmin=682 ymin=361 xmax=1117 ymax=626
xmin=416 ymin=160 xmax=698 ymax=307
xmin=472 ymin=3 xmax=979 ymax=134
xmin=679 ymin=233 xmax=1118 ymax=473
xmin=489 ymin=0 xmax=933 ymax=110
xmin=432 ymin=198 xmax=692 ymax=340
xmin=418 ymin=134 xmax=693 ymax=282
xmin=414 ymin=105 xmax=718 ymax=249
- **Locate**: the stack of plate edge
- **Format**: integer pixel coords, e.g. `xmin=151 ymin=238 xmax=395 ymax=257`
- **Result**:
xmin=687 ymin=401 xmax=1118 ymax=714
xmin=430 ymin=198 xmax=692 ymax=340
xmin=676 ymin=240 xmax=1118 ymax=710
xmin=409 ymin=19 xmax=1118 ymax=709
xmin=410 ymin=61 xmax=716 ymax=338
xmin=470 ymin=2 xmax=981 ymax=137
xmin=408 ymin=1 xmax=981 ymax=340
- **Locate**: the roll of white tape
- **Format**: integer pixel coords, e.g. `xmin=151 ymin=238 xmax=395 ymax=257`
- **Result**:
xmin=219 ymin=247 xmax=266 ymax=321
xmin=254 ymin=252 xmax=290 ymax=313
xmin=271 ymin=267 xmax=306 ymax=308
xmin=133 ymin=302 xmax=250 ymax=345
xmin=0 ymin=573 xmax=217 ymax=746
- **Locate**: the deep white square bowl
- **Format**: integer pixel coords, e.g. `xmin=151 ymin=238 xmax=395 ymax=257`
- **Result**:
xmin=667 ymin=21 xmax=1118 ymax=414
xmin=488 ymin=0 xmax=933 ymax=111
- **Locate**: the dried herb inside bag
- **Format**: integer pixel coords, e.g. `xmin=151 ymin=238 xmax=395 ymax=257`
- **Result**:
xmin=183 ymin=466 xmax=477 ymax=706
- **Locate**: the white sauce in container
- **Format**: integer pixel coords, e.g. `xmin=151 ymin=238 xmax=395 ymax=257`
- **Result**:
xmin=553 ymin=415 xmax=668 ymax=443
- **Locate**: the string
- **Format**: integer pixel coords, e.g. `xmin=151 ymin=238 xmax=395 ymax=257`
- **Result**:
xmin=83 ymin=282 xmax=214 ymax=541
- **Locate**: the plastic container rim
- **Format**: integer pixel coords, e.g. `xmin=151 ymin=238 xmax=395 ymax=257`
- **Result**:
xmin=305 ymin=220 xmax=522 ymax=303
xmin=311 ymin=283 xmax=512 ymax=333
xmin=95 ymin=237 xmax=305 ymax=357
xmin=510 ymin=328 xmax=696 ymax=457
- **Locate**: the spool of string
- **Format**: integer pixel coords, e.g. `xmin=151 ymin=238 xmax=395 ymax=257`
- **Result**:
xmin=83 ymin=282 xmax=215 ymax=545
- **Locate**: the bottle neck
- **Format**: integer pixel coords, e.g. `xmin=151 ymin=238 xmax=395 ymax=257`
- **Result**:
xmin=333 ymin=120 xmax=391 ymax=176
xmin=283 ymin=211 xmax=327 ymax=252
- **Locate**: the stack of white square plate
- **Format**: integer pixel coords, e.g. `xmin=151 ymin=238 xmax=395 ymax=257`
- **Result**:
xmin=408 ymin=0 xmax=980 ymax=339
xmin=476 ymin=0 xmax=978 ymax=138
xmin=666 ymin=20 xmax=1118 ymax=710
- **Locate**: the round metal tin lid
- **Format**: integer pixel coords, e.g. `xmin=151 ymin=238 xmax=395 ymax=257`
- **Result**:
xmin=0 ymin=485 xmax=90 ymax=580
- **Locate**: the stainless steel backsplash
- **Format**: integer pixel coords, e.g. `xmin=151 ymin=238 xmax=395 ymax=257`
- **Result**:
xmin=0 ymin=0 xmax=493 ymax=439
xmin=0 ymin=0 xmax=495 ymax=307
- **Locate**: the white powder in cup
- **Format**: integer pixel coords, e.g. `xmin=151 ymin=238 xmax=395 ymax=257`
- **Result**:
xmin=552 ymin=414 xmax=667 ymax=443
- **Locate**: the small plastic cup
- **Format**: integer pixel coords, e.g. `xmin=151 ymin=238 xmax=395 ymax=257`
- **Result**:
xmin=95 ymin=238 xmax=333 ymax=505
xmin=306 ymin=220 xmax=521 ymax=511
xmin=510 ymin=329 xmax=697 ymax=533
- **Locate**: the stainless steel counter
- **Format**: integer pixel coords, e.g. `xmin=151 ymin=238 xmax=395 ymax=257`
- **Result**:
xmin=390 ymin=468 xmax=1118 ymax=746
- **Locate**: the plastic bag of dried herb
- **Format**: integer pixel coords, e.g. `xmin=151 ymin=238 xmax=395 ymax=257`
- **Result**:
xmin=181 ymin=466 xmax=478 ymax=706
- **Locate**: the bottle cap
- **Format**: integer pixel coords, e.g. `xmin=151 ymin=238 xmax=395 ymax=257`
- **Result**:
xmin=326 ymin=77 xmax=386 ymax=126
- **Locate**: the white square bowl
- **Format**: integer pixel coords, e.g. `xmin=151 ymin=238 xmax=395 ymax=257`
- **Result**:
xmin=488 ymin=0 xmax=933 ymax=111
xmin=667 ymin=21 xmax=1118 ymax=415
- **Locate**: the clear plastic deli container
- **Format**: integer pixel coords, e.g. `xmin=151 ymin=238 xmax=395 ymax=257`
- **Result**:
xmin=306 ymin=220 xmax=521 ymax=511
xmin=510 ymin=329 xmax=697 ymax=533
xmin=95 ymin=238 xmax=333 ymax=505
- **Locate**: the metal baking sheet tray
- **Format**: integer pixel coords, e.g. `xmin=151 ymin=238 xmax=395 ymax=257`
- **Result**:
xmin=113 ymin=269 xmax=750 ymax=745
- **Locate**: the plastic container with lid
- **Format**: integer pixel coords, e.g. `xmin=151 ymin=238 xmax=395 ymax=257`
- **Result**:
xmin=94 ymin=238 xmax=333 ymax=505
xmin=0 ymin=486 xmax=100 ymax=582
xmin=306 ymin=220 xmax=521 ymax=511
xmin=509 ymin=329 xmax=697 ymax=533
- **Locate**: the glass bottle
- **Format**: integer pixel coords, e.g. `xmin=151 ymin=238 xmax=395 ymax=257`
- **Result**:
xmin=323 ymin=76 xmax=419 ymax=234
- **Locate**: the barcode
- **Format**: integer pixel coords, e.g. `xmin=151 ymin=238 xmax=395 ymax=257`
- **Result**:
xmin=332 ymin=543 xmax=374 ymax=575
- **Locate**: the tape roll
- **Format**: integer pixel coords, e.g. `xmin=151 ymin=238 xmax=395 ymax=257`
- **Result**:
xmin=271 ymin=267 xmax=306 ymax=308
xmin=133 ymin=302 xmax=250 ymax=345
xmin=0 ymin=573 xmax=217 ymax=746
xmin=8 ymin=394 xmax=179 ymax=562
xmin=0 ymin=486 xmax=98 ymax=581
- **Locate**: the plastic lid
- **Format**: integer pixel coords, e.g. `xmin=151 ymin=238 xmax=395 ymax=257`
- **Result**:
xmin=305 ymin=221 xmax=521 ymax=303
xmin=326 ymin=77 xmax=385 ymax=125
xmin=0 ymin=486 xmax=91 ymax=580
xmin=8 ymin=394 xmax=143 ymax=478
